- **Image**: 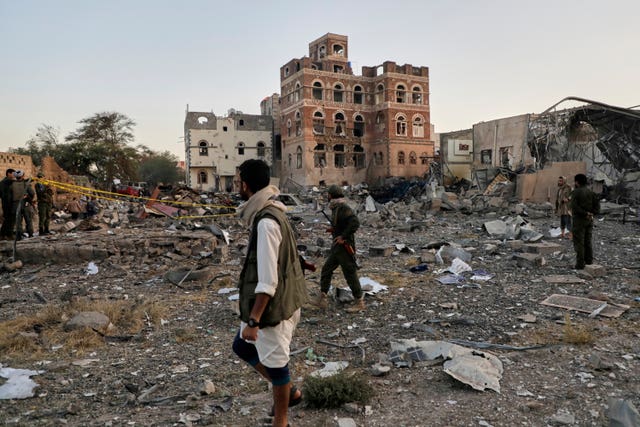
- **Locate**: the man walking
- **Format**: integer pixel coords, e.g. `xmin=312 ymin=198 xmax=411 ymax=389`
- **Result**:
xmin=570 ymin=173 xmax=600 ymax=270
xmin=0 ymin=168 xmax=16 ymax=239
xmin=313 ymin=185 xmax=364 ymax=312
xmin=35 ymin=172 xmax=54 ymax=235
xmin=555 ymin=176 xmax=572 ymax=239
xmin=231 ymin=159 xmax=307 ymax=427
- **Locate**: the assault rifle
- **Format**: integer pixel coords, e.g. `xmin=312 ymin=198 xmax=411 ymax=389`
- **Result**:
xmin=318 ymin=208 xmax=358 ymax=263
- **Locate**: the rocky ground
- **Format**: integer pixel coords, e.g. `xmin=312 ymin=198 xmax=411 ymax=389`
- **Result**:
xmin=0 ymin=200 xmax=639 ymax=427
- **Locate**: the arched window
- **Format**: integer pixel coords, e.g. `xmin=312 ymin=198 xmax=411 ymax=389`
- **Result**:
xmin=378 ymin=152 xmax=384 ymax=166
xmin=375 ymin=112 xmax=385 ymax=132
xmin=198 ymin=141 xmax=208 ymax=156
xmin=413 ymin=116 xmax=424 ymax=137
xmin=412 ymin=86 xmax=422 ymax=104
xmin=396 ymin=115 xmax=407 ymax=136
xmin=237 ymin=142 xmax=245 ymax=155
xmin=294 ymin=82 xmax=301 ymax=102
xmin=313 ymin=111 xmax=324 ymax=134
xmin=409 ymin=151 xmax=417 ymax=165
xmin=353 ymin=144 xmax=365 ymax=169
xmin=334 ymin=144 xmax=345 ymax=168
xmin=334 ymin=112 xmax=346 ymax=136
xmin=420 ymin=152 xmax=429 ymax=165
xmin=353 ymin=85 xmax=363 ymax=104
xmin=257 ymin=142 xmax=265 ymax=157
xmin=313 ymin=82 xmax=323 ymax=100
xmin=398 ymin=151 xmax=405 ymax=165
xmin=198 ymin=171 xmax=207 ymax=184
xmin=295 ymin=111 xmax=302 ymax=136
xmin=333 ymin=83 xmax=344 ymax=103
xmin=286 ymin=119 xmax=292 ymax=137
xmin=296 ymin=146 xmax=302 ymax=169
xmin=314 ymin=143 xmax=326 ymax=168
xmin=375 ymin=84 xmax=384 ymax=104
xmin=396 ymin=84 xmax=406 ymax=103
xmin=353 ymin=114 xmax=365 ymax=137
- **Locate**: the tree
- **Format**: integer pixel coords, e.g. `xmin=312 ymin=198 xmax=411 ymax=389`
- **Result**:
xmin=10 ymin=124 xmax=60 ymax=165
xmin=64 ymin=112 xmax=140 ymax=185
xmin=138 ymin=151 xmax=183 ymax=186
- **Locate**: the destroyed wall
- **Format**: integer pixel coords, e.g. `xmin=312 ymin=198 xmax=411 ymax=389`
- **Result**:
xmin=472 ymin=114 xmax=534 ymax=170
xmin=439 ymin=129 xmax=473 ymax=185
xmin=516 ymin=161 xmax=586 ymax=203
xmin=0 ymin=152 xmax=36 ymax=178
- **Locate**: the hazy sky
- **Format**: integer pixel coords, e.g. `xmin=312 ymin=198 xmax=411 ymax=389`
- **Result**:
xmin=1 ymin=0 xmax=638 ymax=160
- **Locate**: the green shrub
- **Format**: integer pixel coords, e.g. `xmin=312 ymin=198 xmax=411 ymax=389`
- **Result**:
xmin=302 ymin=371 xmax=374 ymax=408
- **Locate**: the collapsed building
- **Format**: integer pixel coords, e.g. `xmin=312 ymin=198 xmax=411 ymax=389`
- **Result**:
xmin=440 ymin=97 xmax=640 ymax=205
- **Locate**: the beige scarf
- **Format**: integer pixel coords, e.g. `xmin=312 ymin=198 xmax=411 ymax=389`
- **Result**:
xmin=236 ymin=185 xmax=283 ymax=228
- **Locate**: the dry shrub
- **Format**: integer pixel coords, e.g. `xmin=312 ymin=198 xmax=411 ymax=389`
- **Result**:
xmin=562 ymin=313 xmax=595 ymax=344
xmin=302 ymin=371 xmax=374 ymax=409
xmin=65 ymin=327 xmax=104 ymax=353
xmin=173 ymin=327 xmax=198 ymax=343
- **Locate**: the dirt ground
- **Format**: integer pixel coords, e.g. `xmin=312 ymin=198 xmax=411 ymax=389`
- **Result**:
xmin=0 ymin=207 xmax=639 ymax=427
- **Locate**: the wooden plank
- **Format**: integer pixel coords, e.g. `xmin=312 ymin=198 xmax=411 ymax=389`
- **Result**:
xmin=540 ymin=294 xmax=629 ymax=318
xmin=543 ymin=275 xmax=586 ymax=284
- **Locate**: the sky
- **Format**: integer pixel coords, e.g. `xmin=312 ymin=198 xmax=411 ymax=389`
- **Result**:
xmin=1 ymin=0 xmax=638 ymax=161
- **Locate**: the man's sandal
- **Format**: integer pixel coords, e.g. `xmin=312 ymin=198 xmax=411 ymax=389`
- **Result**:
xmin=268 ymin=385 xmax=302 ymax=417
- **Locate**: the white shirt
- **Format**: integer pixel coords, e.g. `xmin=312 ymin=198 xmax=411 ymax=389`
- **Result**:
xmin=254 ymin=218 xmax=281 ymax=297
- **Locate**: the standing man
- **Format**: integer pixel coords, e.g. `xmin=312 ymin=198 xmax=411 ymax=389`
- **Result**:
xmin=313 ymin=185 xmax=364 ymax=312
xmin=0 ymin=168 xmax=16 ymax=240
xmin=231 ymin=159 xmax=307 ymax=427
xmin=11 ymin=170 xmax=35 ymax=240
xmin=555 ymin=176 xmax=572 ymax=239
xmin=35 ymin=172 xmax=54 ymax=235
xmin=570 ymin=174 xmax=600 ymax=270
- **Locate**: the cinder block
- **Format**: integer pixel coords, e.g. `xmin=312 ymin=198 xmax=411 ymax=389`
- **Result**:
xmin=524 ymin=242 xmax=563 ymax=255
xmin=584 ymin=264 xmax=606 ymax=277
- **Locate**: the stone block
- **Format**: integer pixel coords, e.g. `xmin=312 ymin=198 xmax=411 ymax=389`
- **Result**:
xmin=507 ymin=240 xmax=525 ymax=251
xmin=512 ymin=253 xmax=546 ymax=267
xmin=584 ymin=264 xmax=606 ymax=277
xmin=369 ymin=246 xmax=394 ymax=257
xmin=524 ymin=242 xmax=563 ymax=255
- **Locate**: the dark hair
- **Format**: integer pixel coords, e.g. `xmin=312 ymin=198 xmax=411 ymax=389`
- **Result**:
xmin=575 ymin=174 xmax=588 ymax=186
xmin=5 ymin=168 xmax=15 ymax=176
xmin=239 ymin=159 xmax=270 ymax=193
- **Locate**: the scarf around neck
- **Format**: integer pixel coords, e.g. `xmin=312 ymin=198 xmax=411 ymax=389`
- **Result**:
xmin=236 ymin=185 xmax=284 ymax=228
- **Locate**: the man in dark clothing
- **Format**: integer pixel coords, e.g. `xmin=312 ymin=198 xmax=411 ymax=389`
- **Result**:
xmin=35 ymin=172 xmax=54 ymax=235
xmin=570 ymin=174 xmax=600 ymax=270
xmin=0 ymin=168 xmax=16 ymax=239
xmin=11 ymin=170 xmax=35 ymax=240
xmin=314 ymin=185 xmax=364 ymax=312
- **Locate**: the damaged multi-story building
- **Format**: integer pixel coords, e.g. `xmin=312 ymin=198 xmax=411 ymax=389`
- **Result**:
xmin=184 ymin=109 xmax=273 ymax=192
xmin=278 ymin=33 xmax=435 ymax=188
xmin=439 ymin=97 xmax=640 ymax=203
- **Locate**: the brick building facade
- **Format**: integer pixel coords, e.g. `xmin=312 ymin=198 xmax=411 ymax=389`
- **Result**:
xmin=279 ymin=33 xmax=435 ymax=187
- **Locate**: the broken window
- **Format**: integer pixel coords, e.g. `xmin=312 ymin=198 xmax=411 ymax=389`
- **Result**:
xmin=239 ymin=119 xmax=244 ymax=126
xmin=319 ymin=45 xmax=326 ymax=58
xmin=376 ymin=111 xmax=385 ymax=132
xmin=296 ymin=146 xmax=302 ymax=169
xmin=333 ymin=83 xmax=344 ymax=102
xmin=353 ymin=85 xmax=363 ymax=104
xmin=353 ymin=144 xmax=365 ymax=169
xmin=314 ymin=143 xmax=327 ymax=168
xmin=313 ymin=82 xmax=323 ymax=100
xmin=375 ymin=84 xmax=384 ymax=104
xmin=313 ymin=111 xmax=325 ymax=134
xmin=284 ymin=66 xmax=289 ymax=77
xmin=413 ymin=116 xmax=424 ymax=137
xmin=287 ymin=119 xmax=292 ymax=137
xmin=295 ymin=111 xmax=302 ymax=136
xmin=334 ymin=65 xmax=344 ymax=73
xmin=334 ymin=144 xmax=345 ymax=168
xmin=237 ymin=142 xmax=245 ymax=155
xmin=378 ymin=151 xmax=384 ymax=166
xmin=223 ymin=126 xmax=228 ymax=132
xmin=409 ymin=151 xmax=417 ymax=165
xmin=334 ymin=112 xmax=346 ymax=136
xmin=412 ymin=86 xmax=422 ymax=104
xmin=396 ymin=115 xmax=407 ymax=136
xmin=199 ymin=141 xmax=208 ymax=156
xmin=294 ymin=82 xmax=301 ymax=102
xmin=296 ymin=62 xmax=300 ymax=72
xmin=333 ymin=44 xmax=344 ymax=56
xmin=257 ymin=142 xmax=265 ymax=158
xmin=288 ymin=153 xmax=292 ymax=168
xmin=499 ymin=146 xmax=512 ymax=168
xmin=398 ymin=151 xmax=405 ymax=165
xmin=481 ymin=149 xmax=492 ymax=165
xmin=420 ymin=152 xmax=428 ymax=165
xmin=354 ymin=115 xmax=365 ymax=137
xmin=396 ymin=85 xmax=406 ymax=103
xmin=198 ymin=171 xmax=207 ymax=184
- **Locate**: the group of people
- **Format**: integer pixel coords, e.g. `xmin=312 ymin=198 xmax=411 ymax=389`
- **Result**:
xmin=231 ymin=159 xmax=364 ymax=427
xmin=553 ymin=173 xmax=601 ymax=270
xmin=0 ymin=168 xmax=54 ymax=240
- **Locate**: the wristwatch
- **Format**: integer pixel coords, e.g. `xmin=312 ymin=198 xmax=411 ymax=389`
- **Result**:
xmin=248 ymin=318 xmax=260 ymax=328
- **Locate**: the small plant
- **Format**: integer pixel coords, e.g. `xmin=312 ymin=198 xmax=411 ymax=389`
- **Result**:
xmin=562 ymin=313 xmax=594 ymax=344
xmin=302 ymin=371 xmax=374 ymax=409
